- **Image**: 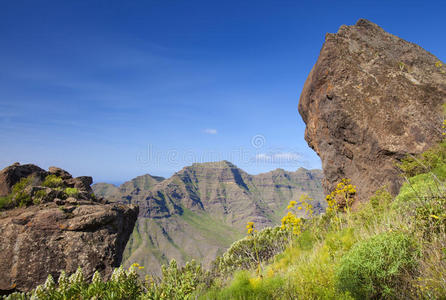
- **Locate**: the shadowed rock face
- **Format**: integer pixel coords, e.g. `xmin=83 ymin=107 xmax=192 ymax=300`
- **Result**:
xmin=0 ymin=163 xmax=138 ymax=293
xmin=299 ymin=19 xmax=446 ymax=202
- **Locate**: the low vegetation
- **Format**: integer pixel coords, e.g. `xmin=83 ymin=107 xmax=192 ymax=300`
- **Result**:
xmin=64 ymin=187 xmax=79 ymax=197
xmin=0 ymin=175 xmax=88 ymax=212
xmin=4 ymin=138 xmax=446 ymax=299
xmin=0 ymin=176 xmax=35 ymax=210
xmin=42 ymin=174 xmax=64 ymax=189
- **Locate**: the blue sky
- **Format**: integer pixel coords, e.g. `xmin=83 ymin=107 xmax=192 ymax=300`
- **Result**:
xmin=1 ymin=0 xmax=445 ymax=183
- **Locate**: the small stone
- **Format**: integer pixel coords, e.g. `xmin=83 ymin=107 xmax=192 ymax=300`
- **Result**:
xmin=66 ymin=197 xmax=78 ymax=205
xmin=54 ymin=198 xmax=65 ymax=205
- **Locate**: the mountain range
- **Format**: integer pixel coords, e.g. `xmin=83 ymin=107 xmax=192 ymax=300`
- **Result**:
xmin=92 ymin=160 xmax=325 ymax=275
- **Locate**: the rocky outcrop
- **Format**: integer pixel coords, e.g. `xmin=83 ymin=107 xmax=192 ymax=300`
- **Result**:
xmin=0 ymin=163 xmax=47 ymax=197
xmin=0 ymin=163 xmax=138 ymax=293
xmin=298 ymin=19 xmax=446 ymax=202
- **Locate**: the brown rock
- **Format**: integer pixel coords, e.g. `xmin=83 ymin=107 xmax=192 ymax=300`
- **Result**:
xmin=0 ymin=201 xmax=138 ymax=293
xmin=0 ymin=163 xmax=47 ymax=197
xmin=67 ymin=176 xmax=94 ymax=194
xmin=48 ymin=166 xmax=72 ymax=180
xmin=298 ymin=19 xmax=446 ymax=202
xmin=0 ymin=163 xmax=139 ymax=293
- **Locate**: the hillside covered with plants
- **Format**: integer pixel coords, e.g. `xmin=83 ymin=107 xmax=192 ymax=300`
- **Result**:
xmin=5 ymin=139 xmax=446 ymax=299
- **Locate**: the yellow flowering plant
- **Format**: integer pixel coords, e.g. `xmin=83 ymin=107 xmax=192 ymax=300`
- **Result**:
xmin=246 ymin=221 xmax=256 ymax=235
xmin=325 ymin=178 xmax=356 ymax=213
xmin=280 ymin=194 xmax=314 ymax=247
xmin=130 ymin=262 xmax=145 ymax=271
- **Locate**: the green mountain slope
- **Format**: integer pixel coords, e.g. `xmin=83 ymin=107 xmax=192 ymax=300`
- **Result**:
xmin=92 ymin=161 xmax=324 ymax=275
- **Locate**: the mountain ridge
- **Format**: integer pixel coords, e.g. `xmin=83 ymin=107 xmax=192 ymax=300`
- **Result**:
xmin=92 ymin=161 xmax=324 ymax=275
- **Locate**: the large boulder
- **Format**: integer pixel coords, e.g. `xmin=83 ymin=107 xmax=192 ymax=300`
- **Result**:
xmin=0 ymin=163 xmax=139 ymax=293
xmin=298 ymin=19 xmax=446 ymax=202
xmin=0 ymin=163 xmax=47 ymax=197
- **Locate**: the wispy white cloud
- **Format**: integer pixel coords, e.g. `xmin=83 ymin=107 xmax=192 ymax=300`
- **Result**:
xmin=203 ymin=128 xmax=218 ymax=135
xmin=255 ymin=152 xmax=302 ymax=163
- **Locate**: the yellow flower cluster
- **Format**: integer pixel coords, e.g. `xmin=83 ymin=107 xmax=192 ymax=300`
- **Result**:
xmin=280 ymin=194 xmax=313 ymax=236
xmin=325 ymin=178 xmax=356 ymax=212
xmin=246 ymin=221 xmax=256 ymax=235
xmin=280 ymin=211 xmax=302 ymax=235
xmin=129 ymin=263 xmax=144 ymax=270
xmin=286 ymin=200 xmax=297 ymax=209
xmin=436 ymin=61 xmax=446 ymax=74
xmin=442 ymin=120 xmax=446 ymax=136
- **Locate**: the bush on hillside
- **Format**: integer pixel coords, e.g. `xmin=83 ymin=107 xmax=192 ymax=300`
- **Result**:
xmin=336 ymin=231 xmax=420 ymax=299
xmin=64 ymin=187 xmax=79 ymax=197
xmin=212 ymin=226 xmax=287 ymax=276
xmin=42 ymin=175 xmax=64 ymax=189
xmin=143 ymin=259 xmax=210 ymax=299
xmin=200 ymin=270 xmax=287 ymax=300
xmin=398 ymin=140 xmax=446 ymax=180
xmin=5 ymin=266 xmax=142 ymax=300
xmin=0 ymin=176 xmax=37 ymax=210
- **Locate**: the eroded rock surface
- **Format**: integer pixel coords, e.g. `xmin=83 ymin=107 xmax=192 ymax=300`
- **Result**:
xmin=0 ymin=163 xmax=138 ymax=293
xmin=299 ymin=19 xmax=446 ymax=201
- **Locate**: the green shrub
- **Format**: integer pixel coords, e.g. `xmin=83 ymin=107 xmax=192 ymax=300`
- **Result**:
xmin=32 ymin=189 xmax=47 ymax=205
xmin=369 ymin=187 xmax=393 ymax=211
xmin=212 ymin=227 xmax=287 ymax=276
xmin=396 ymin=173 xmax=444 ymax=204
xmin=336 ymin=231 xmax=420 ymax=299
xmin=0 ymin=195 xmax=12 ymax=210
xmin=0 ymin=177 xmax=36 ymax=210
xmin=394 ymin=172 xmax=446 ymax=239
xmin=64 ymin=187 xmax=79 ymax=197
xmin=12 ymin=177 xmax=34 ymax=208
xmin=324 ymin=228 xmax=356 ymax=259
xmin=143 ymin=259 xmax=210 ymax=299
xmin=200 ymin=271 xmax=285 ymax=300
xmin=352 ymin=188 xmax=394 ymax=231
xmin=42 ymin=175 xmax=64 ymax=189
xmin=15 ymin=192 xmax=32 ymax=207
xmin=398 ymin=140 xmax=446 ymax=180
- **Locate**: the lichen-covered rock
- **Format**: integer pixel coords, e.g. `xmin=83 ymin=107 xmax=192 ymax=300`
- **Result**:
xmin=298 ymin=19 xmax=446 ymax=202
xmin=48 ymin=166 xmax=73 ymax=180
xmin=0 ymin=163 xmax=138 ymax=293
xmin=0 ymin=163 xmax=47 ymax=197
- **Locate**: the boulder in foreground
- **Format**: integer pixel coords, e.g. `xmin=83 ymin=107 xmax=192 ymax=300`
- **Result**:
xmin=0 ymin=163 xmax=138 ymax=293
xmin=299 ymin=19 xmax=446 ymax=202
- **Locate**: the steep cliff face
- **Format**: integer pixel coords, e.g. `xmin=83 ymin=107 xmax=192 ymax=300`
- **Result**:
xmin=298 ymin=19 xmax=446 ymax=201
xmin=0 ymin=163 xmax=138 ymax=293
xmin=93 ymin=161 xmax=324 ymax=275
